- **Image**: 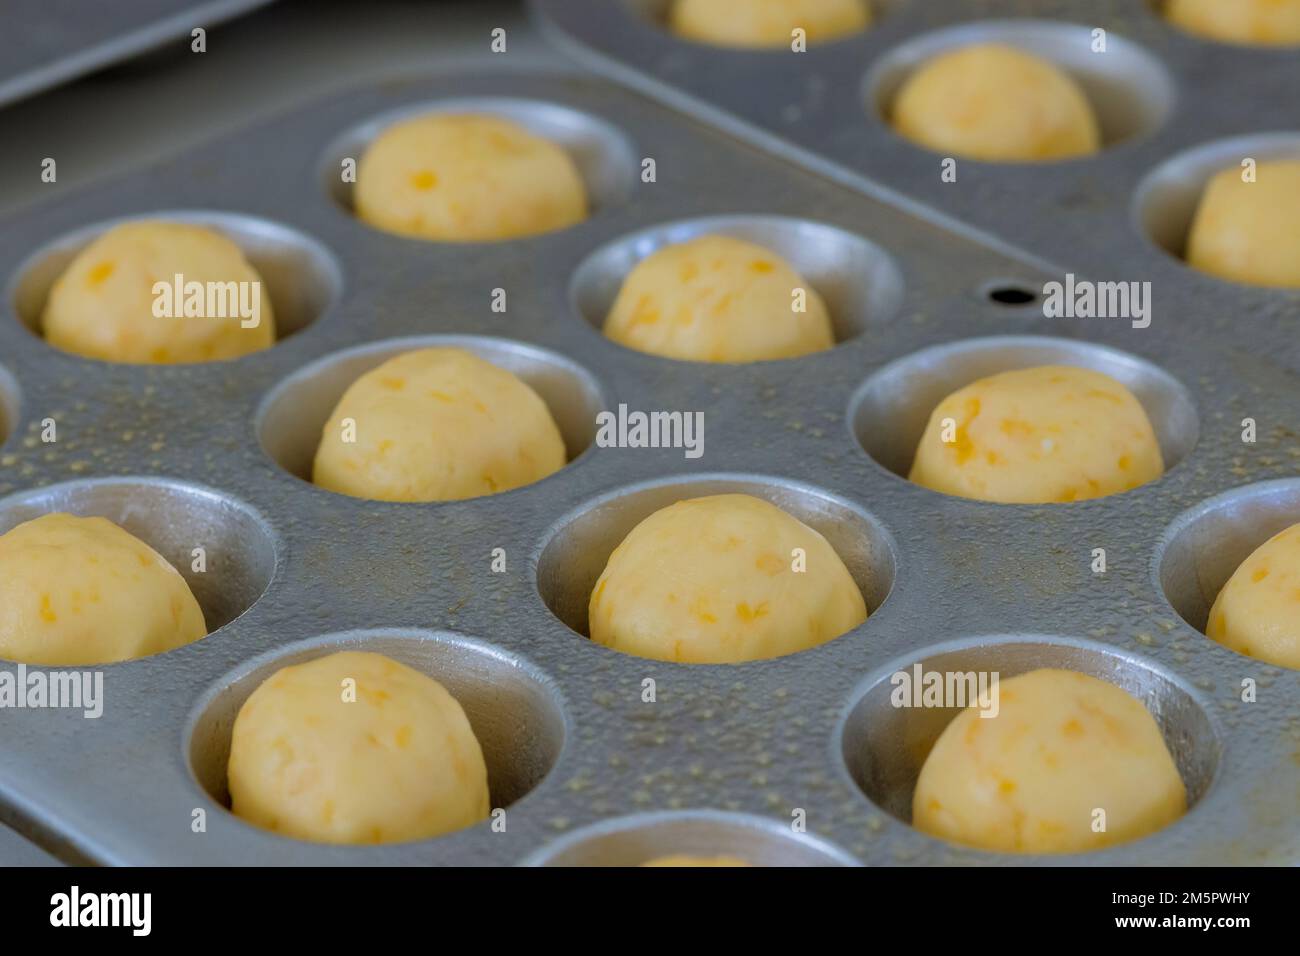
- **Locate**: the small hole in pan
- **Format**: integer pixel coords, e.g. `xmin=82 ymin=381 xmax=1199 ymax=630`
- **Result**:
xmin=256 ymin=334 xmax=606 ymax=493
xmin=7 ymin=210 xmax=341 ymax=355
xmin=836 ymin=636 xmax=1220 ymax=855
xmin=569 ymin=215 xmax=904 ymax=356
xmin=1156 ymin=478 xmax=1300 ymax=649
xmin=185 ymin=629 xmax=568 ymax=844
xmin=848 ymin=335 xmax=1199 ymax=489
xmin=320 ymin=97 xmax=636 ymax=234
xmin=0 ymin=477 xmax=276 ymax=651
xmin=984 ymin=284 xmax=1039 ymax=307
xmin=523 ymin=809 xmax=858 ymax=866
xmin=535 ymin=473 xmax=895 ymax=651
xmin=865 ymin=19 xmax=1174 ymax=154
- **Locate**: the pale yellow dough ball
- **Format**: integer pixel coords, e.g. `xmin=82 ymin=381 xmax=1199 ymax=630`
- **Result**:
xmin=603 ymin=235 xmax=834 ymax=363
xmin=228 ymin=651 xmax=489 ymax=845
xmin=641 ymin=855 xmax=753 ymax=867
xmin=908 ymin=365 xmax=1164 ymax=504
xmin=0 ymin=513 xmax=206 ymax=666
xmin=913 ymin=669 xmax=1187 ymax=854
xmin=312 ymin=348 xmax=567 ymax=502
xmin=1185 ymin=161 xmax=1300 ymax=289
xmin=589 ymin=494 xmax=867 ymax=663
xmin=1165 ymin=0 xmax=1300 ymax=45
xmin=42 ymin=221 xmax=275 ymax=364
xmin=1207 ymin=523 xmax=1300 ymax=669
xmin=891 ymin=44 xmax=1101 ymax=162
xmin=355 ymin=113 xmax=587 ymax=241
xmin=669 ymin=0 xmax=870 ymax=47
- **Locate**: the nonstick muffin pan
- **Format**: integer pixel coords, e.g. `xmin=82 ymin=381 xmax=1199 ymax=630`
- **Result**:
xmin=0 ymin=7 xmax=1297 ymax=865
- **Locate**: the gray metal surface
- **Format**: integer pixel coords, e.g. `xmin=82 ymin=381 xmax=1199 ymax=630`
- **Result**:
xmin=0 ymin=0 xmax=274 ymax=108
xmin=0 ymin=0 xmax=1295 ymax=867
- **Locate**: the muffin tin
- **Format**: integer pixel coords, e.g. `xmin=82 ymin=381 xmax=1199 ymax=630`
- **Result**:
xmin=0 ymin=0 xmax=275 ymax=109
xmin=0 ymin=0 xmax=1296 ymax=865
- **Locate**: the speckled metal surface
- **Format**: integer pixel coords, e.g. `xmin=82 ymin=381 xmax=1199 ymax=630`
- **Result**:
xmin=0 ymin=0 xmax=275 ymax=108
xmin=0 ymin=2 xmax=1296 ymax=865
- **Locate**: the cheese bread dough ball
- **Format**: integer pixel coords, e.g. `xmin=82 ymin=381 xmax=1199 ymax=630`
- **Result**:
xmin=1185 ymin=160 xmax=1300 ymax=289
xmin=603 ymin=235 xmax=835 ymax=363
xmin=908 ymin=365 xmax=1164 ymax=504
xmin=312 ymin=348 xmax=567 ymax=502
xmin=641 ymin=855 xmax=753 ymax=867
xmin=589 ymin=494 xmax=867 ymax=663
xmin=669 ymin=0 xmax=870 ymax=47
xmin=891 ymin=44 xmax=1101 ymax=162
xmin=42 ymin=221 xmax=275 ymax=364
xmin=355 ymin=113 xmax=587 ymax=241
xmin=1207 ymin=523 xmax=1300 ymax=669
xmin=0 ymin=513 xmax=206 ymax=666
xmin=913 ymin=669 xmax=1187 ymax=854
xmin=1165 ymin=0 xmax=1300 ymax=46
xmin=228 ymin=651 xmax=489 ymax=845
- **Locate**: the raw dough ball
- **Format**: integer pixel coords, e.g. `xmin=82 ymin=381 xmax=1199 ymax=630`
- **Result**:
xmin=228 ymin=651 xmax=489 ymax=845
xmin=312 ymin=347 xmax=567 ymax=502
xmin=355 ymin=113 xmax=587 ymax=241
xmin=602 ymin=235 xmax=834 ymax=363
xmin=641 ymin=855 xmax=753 ymax=867
xmin=0 ymin=513 xmax=206 ymax=665
xmin=908 ymin=365 xmax=1164 ymax=504
xmin=669 ymin=0 xmax=870 ymax=47
xmin=1207 ymin=523 xmax=1300 ymax=669
xmin=1185 ymin=160 xmax=1300 ymax=289
xmin=42 ymin=221 xmax=275 ymax=364
xmin=891 ymin=44 xmax=1101 ymax=162
xmin=1165 ymin=0 xmax=1300 ymax=45
xmin=589 ymin=494 xmax=867 ymax=663
xmin=913 ymin=669 xmax=1187 ymax=854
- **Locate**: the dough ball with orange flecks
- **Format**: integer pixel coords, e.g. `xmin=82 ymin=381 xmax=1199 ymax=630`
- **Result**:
xmin=1185 ymin=160 xmax=1300 ymax=289
xmin=588 ymin=494 xmax=866 ymax=663
xmin=354 ymin=113 xmax=587 ymax=241
xmin=228 ymin=651 xmax=490 ymax=844
xmin=1165 ymin=0 xmax=1300 ymax=45
xmin=42 ymin=220 xmax=275 ymax=364
xmin=891 ymin=44 xmax=1100 ymax=162
xmin=908 ymin=365 xmax=1164 ymax=504
xmin=912 ymin=669 xmax=1187 ymax=854
xmin=1207 ymin=523 xmax=1300 ymax=669
xmin=669 ymin=0 xmax=870 ymax=47
xmin=311 ymin=347 xmax=566 ymax=502
xmin=0 ymin=513 xmax=206 ymax=665
xmin=602 ymin=235 xmax=834 ymax=363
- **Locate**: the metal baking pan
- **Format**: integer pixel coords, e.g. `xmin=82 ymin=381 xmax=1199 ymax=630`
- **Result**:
xmin=0 ymin=11 xmax=1296 ymax=865
xmin=0 ymin=0 xmax=275 ymax=109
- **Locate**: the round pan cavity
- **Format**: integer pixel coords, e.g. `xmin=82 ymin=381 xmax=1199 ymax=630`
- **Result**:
xmin=7 ymin=210 xmax=342 ymax=346
xmin=1156 ymin=478 xmax=1300 ymax=636
xmin=624 ymin=0 xmax=898 ymax=47
xmin=321 ymin=97 xmax=637 ymax=224
xmin=522 ymin=809 xmax=858 ymax=866
xmin=570 ymin=215 xmax=904 ymax=349
xmin=535 ymin=472 xmax=895 ymax=641
xmin=257 ymin=334 xmax=606 ymax=487
xmin=865 ymin=19 xmax=1174 ymax=153
xmin=1133 ymin=132 xmax=1300 ymax=269
xmin=185 ymin=629 xmax=567 ymax=833
xmin=837 ymin=635 xmax=1221 ymax=840
xmin=0 ymin=477 xmax=276 ymax=636
xmin=849 ymin=335 xmax=1199 ymax=484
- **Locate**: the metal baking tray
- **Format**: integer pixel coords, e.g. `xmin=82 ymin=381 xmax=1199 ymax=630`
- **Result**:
xmin=0 ymin=0 xmax=275 ymax=109
xmin=0 ymin=10 xmax=1297 ymax=864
